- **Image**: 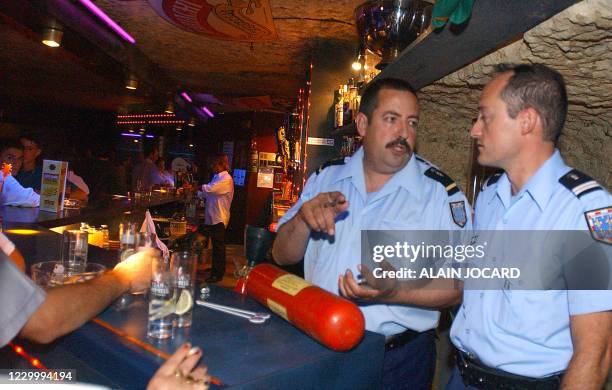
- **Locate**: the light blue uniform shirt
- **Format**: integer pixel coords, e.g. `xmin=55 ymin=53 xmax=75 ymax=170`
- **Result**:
xmin=450 ymin=150 xmax=612 ymax=378
xmin=278 ymin=147 xmax=472 ymax=336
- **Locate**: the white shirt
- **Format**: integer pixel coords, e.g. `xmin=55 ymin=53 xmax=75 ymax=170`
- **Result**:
xmin=0 ymin=174 xmax=40 ymax=207
xmin=201 ymin=171 xmax=234 ymax=227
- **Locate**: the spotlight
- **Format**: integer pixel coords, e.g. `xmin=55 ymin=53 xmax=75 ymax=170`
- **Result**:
xmin=188 ymin=118 xmax=196 ymax=127
xmin=42 ymin=28 xmax=63 ymax=48
xmin=164 ymin=102 xmax=174 ymax=114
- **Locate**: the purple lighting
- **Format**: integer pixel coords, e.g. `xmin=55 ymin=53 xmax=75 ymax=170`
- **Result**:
xmin=201 ymin=106 xmax=214 ymax=118
xmin=77 ymin=0 xmax=136 ymax=44
xmin=181 ymin=92 xmax=192 ymax=103
xmin=121 ymin=133 xmax=140 ymax=138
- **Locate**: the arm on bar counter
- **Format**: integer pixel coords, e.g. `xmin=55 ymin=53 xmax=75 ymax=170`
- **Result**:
xmin=18 ymin=249 xmax=156 ymax=344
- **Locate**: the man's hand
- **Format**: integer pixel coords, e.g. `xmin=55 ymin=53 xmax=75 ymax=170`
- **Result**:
xmin=113 ymin=248 xmax=158 ymax=293
xmin=338 ymin=263 xmax=399 ymax=302
xmin=297 ymin=191 xmax=349 ymax=236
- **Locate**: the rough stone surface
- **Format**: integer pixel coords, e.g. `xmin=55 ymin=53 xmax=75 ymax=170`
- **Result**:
xmin=97 ymin=0 xmax=362 ymax=109
xmin=416 ymin=0 xmax=611 ymax=192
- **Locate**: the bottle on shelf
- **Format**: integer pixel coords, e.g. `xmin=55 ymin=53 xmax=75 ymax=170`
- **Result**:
xmin=334 ymin=85 xmax=344 ymax=129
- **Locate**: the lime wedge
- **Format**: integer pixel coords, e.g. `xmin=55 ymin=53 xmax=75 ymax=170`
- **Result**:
xmin=175 ymin=290 xmax=193 ymax=315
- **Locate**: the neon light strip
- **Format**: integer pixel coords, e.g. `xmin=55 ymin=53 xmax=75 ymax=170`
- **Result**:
xmin=117 ymin=114 xmax=176 ymax=119
xmin=201 ymin=106 xmax=214 ymax=118
xmin=181 ymin=92 xmax=192 ymax=103
xmin=77 ymin=0 xmax=136 ymax=44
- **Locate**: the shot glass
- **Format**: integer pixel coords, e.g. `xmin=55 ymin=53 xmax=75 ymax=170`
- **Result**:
xmin=170 ymin=251 xmax=197 ymax=328
xmin=62 ymin=230 xmax=88 ymax=274
xmin=147 ymin=256 xmax=175 ymax=339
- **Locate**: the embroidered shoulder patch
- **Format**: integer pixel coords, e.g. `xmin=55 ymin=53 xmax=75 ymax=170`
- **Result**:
xmin=424 ymin=167 xmax=459 ymax=196
xmin=584 ymin=207 xmax=611 ymax=245
xmin=315 ymin=157 xmax=346 ymax=175
xmin=560 ymin=169 xmax=603 ymax=198
xmin=450 ymin=201 xmax=467 ymax=228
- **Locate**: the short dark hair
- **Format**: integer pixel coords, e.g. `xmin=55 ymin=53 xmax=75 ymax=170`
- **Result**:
xmin=495 ymin=63 xmax=568 ymax=142
xmin=211 ymin=154 xmax=229 ymax=171
xmin=19 ymin=132 xmax=41 ymax=148
xmin=0 ymin=138 xmax=24 ymax=154
xmin=359 ymin=77 xmax=417 ymax=120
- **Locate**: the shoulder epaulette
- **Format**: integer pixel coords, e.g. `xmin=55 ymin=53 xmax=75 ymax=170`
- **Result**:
xmin=315 ymin=157 xmax=346 ymax=175
xmin=559 ymin=169 xmax=603 ymax=198
xmin=424 ymin=167 xmax=459 ymax=196
xmin=485 ymin=172 xmax=503 ymax=188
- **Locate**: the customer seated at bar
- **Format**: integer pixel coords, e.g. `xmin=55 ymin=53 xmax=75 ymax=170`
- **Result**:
xmin=0 ymin=138 xmax=24 ymax=176
xmin=0 ymin=234 xmax=209 ymax=388
xmin=132 ymin=142 xmax=166 ymax=191
xmin=0 ymin=139 xmax=40 ymax=207
xmin=15 ymin=132 xmax=43 ymax=192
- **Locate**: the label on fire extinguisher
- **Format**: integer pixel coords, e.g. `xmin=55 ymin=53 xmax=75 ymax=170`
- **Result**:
xmin=267 ymin=299 xmax=288 ymax=321
xmin=271 ymin=274 xmax=311 ymax=296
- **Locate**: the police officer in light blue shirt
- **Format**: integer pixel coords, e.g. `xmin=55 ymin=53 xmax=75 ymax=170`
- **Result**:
xmin=273 ymin=78 xmax=471 ymax=390
xmin=447 ymin=64 xmax=612 ymax=389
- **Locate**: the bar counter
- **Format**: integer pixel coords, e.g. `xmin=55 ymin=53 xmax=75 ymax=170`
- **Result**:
xmin=0 ymin=192 xmax=181 ymax=229
xmin=0 ymin=200 xmax=386 ymax=389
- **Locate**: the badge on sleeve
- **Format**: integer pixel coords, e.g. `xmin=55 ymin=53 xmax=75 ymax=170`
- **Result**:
xmin=585 ymin=207 xmax=611 ymax=245
xmin=450 ymin=201 xmax=467 ymax=228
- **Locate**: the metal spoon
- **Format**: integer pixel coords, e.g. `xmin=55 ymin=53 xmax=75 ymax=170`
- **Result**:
xmin=195 ymin=300 xmax=268 ymax=324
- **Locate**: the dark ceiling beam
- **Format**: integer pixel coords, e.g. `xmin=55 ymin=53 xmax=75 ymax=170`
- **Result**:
xmin=379 ymin=0 xmax=580 ymax=90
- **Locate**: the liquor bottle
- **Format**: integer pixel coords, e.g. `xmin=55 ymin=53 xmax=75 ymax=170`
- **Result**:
xmin=342 ymin=84 xmax=351 ymax=126
xmin=335 ymin=85 xmax=344 ymax=128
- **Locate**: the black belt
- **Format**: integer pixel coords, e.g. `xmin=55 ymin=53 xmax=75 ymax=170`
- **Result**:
xmin=384 ymin=329 xmax=434 ymax=351
xmin=456 ymin=350 xmax=563 ymax=390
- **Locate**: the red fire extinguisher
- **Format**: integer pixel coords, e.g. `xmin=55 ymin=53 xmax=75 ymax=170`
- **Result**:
xmin=246 ymin=263 xmax=365 ymax=351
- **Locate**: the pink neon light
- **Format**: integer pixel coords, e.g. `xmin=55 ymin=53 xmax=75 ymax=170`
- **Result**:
xmin=181 ymin=92 xmax=192 ymax=103
xmin=201 ymin=106 xmax=214 ymax=118
xmin=77 ymin=0 xmax=136 ymax=44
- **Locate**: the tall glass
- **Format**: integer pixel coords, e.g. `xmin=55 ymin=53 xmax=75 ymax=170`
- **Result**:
xmin=62 ymin=230 xmax=88 ymax=274
xmin=170 ymin=251 xmax=197 ymax=327
xmin=147 ymin=256 xmax=175 ymax=339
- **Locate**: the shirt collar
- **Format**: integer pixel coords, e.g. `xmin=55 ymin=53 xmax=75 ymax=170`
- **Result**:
xmin=493 ymin=150 xmax=566 ymax=211
xmin=331 ymin=147 xmax=423 ymax=202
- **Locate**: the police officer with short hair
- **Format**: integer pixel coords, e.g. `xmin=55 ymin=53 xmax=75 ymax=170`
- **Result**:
xmin=273 ymin=77 xmax=472 ymax=389
xmin=446 ymin=63 xmax=612 ymax=389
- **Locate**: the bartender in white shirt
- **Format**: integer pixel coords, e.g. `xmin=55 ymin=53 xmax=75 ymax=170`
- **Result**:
xmin=197 ymin=154 xmax=234 ymax=283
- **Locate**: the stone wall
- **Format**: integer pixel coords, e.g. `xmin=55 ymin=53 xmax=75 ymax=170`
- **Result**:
xmin=415 ymin=0 xmax=611 ymax=192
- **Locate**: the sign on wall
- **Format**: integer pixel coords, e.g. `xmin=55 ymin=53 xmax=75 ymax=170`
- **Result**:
xmin=148 ymin=0 xmax=277 ymax=42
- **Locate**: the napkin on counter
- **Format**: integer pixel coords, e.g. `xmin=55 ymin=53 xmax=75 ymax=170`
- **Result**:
xmin=141 ymin=210 xmax=170 ymax=260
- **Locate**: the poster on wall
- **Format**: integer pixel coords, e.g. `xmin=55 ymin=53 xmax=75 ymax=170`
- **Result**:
xmin=256 ymin=167 xmax=274 ymax=188
xmin=233 ymin=168 xmax=246 ymax=186
xmin=148 ymin=0 xmax=277 ymax=42
xmin=40 ymin=160 xmax=68 ymax=213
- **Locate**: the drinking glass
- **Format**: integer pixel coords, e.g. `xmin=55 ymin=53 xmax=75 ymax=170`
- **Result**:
xmin=62 ymin=230 xmax=88 ymax=274
xmin=170 ymin=251 xmax=197 ymax=327
xmin=147 ymin=256 xmax=175 ymax=339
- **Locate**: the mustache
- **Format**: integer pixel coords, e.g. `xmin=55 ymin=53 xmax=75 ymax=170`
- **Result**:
xmin=386 ymin=137 xmax=411 ymax=152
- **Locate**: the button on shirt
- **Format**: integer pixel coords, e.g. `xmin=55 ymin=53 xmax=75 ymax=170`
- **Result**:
xmin=201 ymin=171 xmax=234 ymax=227
xmin=0 ymin=174 xmax=40 ymax=207
xmin=0 ymin=250 xmax=46 ymax=347
xmin=450 ymin=150 xmax=612 ymax=378
xmin=278 ymin=148 xmax=472 ymax=336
